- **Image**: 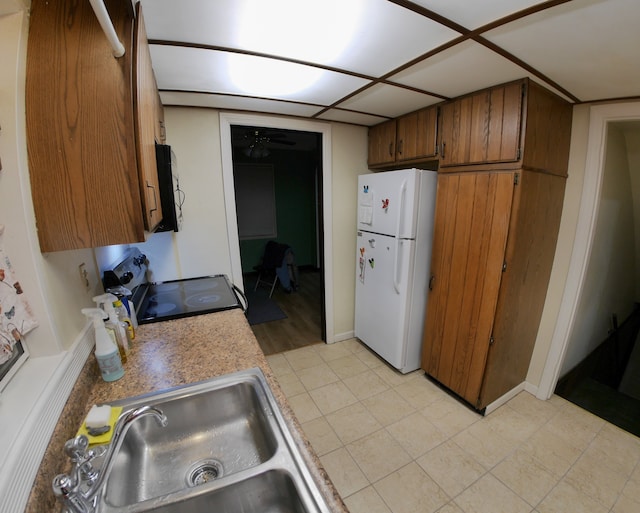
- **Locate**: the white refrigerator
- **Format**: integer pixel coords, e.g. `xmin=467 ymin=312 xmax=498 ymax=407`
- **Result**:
xmin=355 ymin=168 xmax=437 ymax=373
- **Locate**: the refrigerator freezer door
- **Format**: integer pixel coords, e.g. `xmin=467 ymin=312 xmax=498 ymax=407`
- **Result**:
xmin=357 ymin=169 xmax=420 ymax=238
xmin=355 ymin=231 xmax=415 ymax=370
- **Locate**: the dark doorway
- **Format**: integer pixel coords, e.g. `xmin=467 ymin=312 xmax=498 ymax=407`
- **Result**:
xmin=231 ymin=125 xmax=325 ymax=354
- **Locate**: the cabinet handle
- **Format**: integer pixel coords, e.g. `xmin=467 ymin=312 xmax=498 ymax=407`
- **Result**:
xmin=398 ymin=139 xmax=403 ymax=155
xmin=441 ymin=142 xmax=446 ymax=159
xmin=389 ymin=142 xmax=394 ymax=157
xmin=428 ymin=275 xmax=435 ymax=291
xmin=146 ymin=181 xmax=158 ymax=215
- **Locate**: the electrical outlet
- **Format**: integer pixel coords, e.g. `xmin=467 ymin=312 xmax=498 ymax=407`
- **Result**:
xmin=78 ymin=263 xmax=90 ymax=291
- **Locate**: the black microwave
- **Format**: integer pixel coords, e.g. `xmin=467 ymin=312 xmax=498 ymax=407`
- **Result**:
xmin=154 ymin=143 xmax=184 ymax=232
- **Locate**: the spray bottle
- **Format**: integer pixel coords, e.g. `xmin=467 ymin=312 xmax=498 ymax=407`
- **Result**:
xmin=113 ymin=297 xmax=135 ymax=344
xmin=107 ymin=285 xmax=138 ymax=329
xmin=82 ymin=308 xmax=124 ymax=382
xmin=93 ymin=293 xmax=130 ymax=364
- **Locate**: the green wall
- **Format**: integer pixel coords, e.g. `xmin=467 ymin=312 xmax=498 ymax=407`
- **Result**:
xmin=235 ymin=147 xmax=319 ymax=273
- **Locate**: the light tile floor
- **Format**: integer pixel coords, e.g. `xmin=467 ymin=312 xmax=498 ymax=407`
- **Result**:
xmin=266 ymin=339 xmax=640 ymax=513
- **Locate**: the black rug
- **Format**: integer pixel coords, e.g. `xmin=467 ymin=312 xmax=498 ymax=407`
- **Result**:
xmin=244 ymin=285 xmax=287 ymax=325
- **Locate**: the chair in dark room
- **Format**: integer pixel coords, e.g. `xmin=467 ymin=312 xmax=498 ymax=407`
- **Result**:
xmin=254 ymin=241 xmax=298 ymax=297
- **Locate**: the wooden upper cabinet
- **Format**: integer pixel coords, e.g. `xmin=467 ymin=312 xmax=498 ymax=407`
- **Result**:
xmin=368 ymin=105 xmax=439 ymax=168
xmin=439 ymin=79 xmax=572 ymax=174
xmin=396 ymin=107 xmax=438 ymax=162
xmin=439 ymin=81 xmax=523 ymax=168
xmin=134 ymin=4 xmax=163 ymax=231
xmin=368 ymin=119 xmax=396 ymax=167
xmin=26 ymin=0 xmax=163 ymax=251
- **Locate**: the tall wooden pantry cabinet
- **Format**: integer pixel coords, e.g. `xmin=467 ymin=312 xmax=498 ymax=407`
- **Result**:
xmin=421 ymin=79 xmax=572 ymax=411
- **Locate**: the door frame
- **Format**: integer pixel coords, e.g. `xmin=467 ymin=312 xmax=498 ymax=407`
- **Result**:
xmin=219 ymin=112 xmax=334 ymax=343
xmin=537 ymin=102 xmax=640 ymax=399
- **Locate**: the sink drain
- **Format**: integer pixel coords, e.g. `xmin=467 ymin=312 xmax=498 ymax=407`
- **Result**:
xmin=187 ymin=459 xmax=224 ymax=487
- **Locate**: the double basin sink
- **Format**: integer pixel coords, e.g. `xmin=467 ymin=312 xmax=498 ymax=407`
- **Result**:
xmin=94 ymin=368 xmax=330 ymax=513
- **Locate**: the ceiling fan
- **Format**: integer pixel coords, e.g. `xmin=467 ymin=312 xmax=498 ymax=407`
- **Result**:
xmin=240 ymin=128 xmax=295 ymax=158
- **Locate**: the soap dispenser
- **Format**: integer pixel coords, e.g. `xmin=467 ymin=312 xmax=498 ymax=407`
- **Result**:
xmin=82 ymin=308 xmax=124 ymax=382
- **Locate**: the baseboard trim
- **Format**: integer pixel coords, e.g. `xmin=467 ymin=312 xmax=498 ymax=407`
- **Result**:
xmin=332 ymin=330 xmax=355 ymax=344
xmin=485 ymin=382 xmax=527 ymax=415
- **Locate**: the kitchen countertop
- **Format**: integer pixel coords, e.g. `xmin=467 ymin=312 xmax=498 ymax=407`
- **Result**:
xmin=25 ymin=309 xmax=347 ymax=513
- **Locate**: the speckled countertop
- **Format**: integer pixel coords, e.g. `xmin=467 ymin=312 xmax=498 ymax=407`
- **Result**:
xmin=25 ymin=309 xmax=347 ymax=513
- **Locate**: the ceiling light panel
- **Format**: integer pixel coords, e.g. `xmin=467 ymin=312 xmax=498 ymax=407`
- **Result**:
xmin=408 ymin=0 xmax=548 ymax=29
xmin=150 ymin=46 xmax=370 ymax=105
xmin=484 ymin=0 xmax=640 ymax=101
xmin=391 ymin=40 xmax=530 ymax=98
xmin=140 ymin=0 xmax=459 ymax=77
xmin=339 ymin=83 xmax=442 ymax=118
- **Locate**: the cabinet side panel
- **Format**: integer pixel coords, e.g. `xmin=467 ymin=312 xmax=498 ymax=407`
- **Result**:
xmin=522 ymin=81 xmax=573 ymax=176
xmin=134 ymin=4 xmax=163 ymax=231
xmin=480 ymin=171 xmax=567 ymax=406
xmin=26 ymin=0 xmax=143 ymax=251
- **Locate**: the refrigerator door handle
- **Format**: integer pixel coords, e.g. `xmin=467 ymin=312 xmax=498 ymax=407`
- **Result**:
xmin=393 ymin=179 xmax=408 ymax=294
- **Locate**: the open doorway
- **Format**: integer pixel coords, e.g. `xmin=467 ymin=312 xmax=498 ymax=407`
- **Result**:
xmin=231 ymin=125 xmax=324 ymax=354
xmin=538 ymin=103 xmax=640 ymax=436
xmin=219 ymin=113 xmax=335 ymax=353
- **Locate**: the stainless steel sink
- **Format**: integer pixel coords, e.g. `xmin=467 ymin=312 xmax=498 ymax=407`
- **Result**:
xmin=95 ymin=368 xmax=330 ymax=513
xmin=129 ymin=470 xmax=310 ymax=513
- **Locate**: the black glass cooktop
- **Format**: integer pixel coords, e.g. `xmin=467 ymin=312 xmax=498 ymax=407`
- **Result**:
xmin=135 ymin=275 xmax=242 ymax=324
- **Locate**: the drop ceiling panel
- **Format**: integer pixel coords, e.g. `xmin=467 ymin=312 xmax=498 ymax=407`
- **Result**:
xmin=339 ymin=84 xmax=442 ymax=118
xmin=409 ymin=0 xmax=547 ymax=29
xmin=141 ymin=0 xmax=459 ymax=77
xmin=316 ymin=109 xmax=389 ymax=126
xmin=159 ymin=91 xmax=322 ymax=118
xmin=391 ymin=40 xmax=530 ymax=98
xmin=484 ymin=0 xmax=640 ymax=101
xmin=150 ymin=46 xmax=370 ymax=105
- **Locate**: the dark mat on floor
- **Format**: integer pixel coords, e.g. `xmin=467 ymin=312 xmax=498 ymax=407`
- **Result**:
xmin=244 ymin=285 xmax=287 ymax=325
xmin=561 ymin=377 xmax=640 ymax=437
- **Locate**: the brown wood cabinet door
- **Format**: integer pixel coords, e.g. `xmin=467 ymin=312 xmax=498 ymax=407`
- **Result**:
xmin=134 ymin=4 xmax=163 ymax=231
xmin=421 ymin=172 xmax=516 ymax=406
xmin=440 ymin=82 xmax=523 ymax=168
xmin=368 ymin=120 xmax=397 ymax=166
xmin=396 ymin=107 xmax=438 ymax=161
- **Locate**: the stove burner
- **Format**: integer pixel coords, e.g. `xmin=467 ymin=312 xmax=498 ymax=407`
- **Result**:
xmin=184 ymin=280 xmax=219 ymax=292
xmin=153 ymin=283 xmax=180 ymax=293
xmin=185 ymin=293 xmax=222 ymax=308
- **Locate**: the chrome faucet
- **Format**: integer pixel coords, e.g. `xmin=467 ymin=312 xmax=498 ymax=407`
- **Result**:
xmin=52 ymin=405 xmax=168 ymax=513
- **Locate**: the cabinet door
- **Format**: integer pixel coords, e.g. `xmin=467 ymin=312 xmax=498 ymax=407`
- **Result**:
xmin=134 ymin=4 xmax=163 ymax=231
xmin=396 ymin=107 xmax=438 ymax=161
xmin=421 ymin=172 xmax=516 ymax=406
xmin=26 ymin=0 xmax=145 ymax=251
xmin=440 ymin=82 xmax=523 ymax=168
xmin=368 ymin=120 xmax=397 ymax=166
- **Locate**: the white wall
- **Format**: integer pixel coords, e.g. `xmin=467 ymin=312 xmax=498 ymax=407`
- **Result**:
xmin=559 ymin=123 xmax=637 ymax=374
xmin=625 ymin=125 xmax=640 ymax=296
xmin=101 ymin=107 xmax=369 ymax=340
xmin=330 ymin=123 xmax=369 ymax=338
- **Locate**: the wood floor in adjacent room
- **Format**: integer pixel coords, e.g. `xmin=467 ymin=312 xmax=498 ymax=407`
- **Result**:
xmin=248 ymin=269 xmax=324 ymax=355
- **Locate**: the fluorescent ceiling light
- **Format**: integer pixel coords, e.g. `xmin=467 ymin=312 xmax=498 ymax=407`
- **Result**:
xmin=230 ymin=0 xmax=363 ymax=96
